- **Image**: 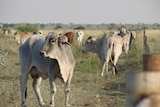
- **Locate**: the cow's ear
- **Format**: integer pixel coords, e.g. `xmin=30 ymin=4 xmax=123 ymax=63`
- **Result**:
xmin=59 ymin=33 xmax=62 ymax=37
xmin=91 ymin=39 xmax=95 ymax=44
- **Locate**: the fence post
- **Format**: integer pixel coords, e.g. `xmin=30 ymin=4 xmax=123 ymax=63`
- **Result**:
xmin=126 ymin=28 xmax=160 ymax=107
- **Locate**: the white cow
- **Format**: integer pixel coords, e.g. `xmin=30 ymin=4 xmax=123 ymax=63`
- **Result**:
xmin=19 ymin=32 xmax=75 ymax=107
xmin=82 ymin=32 xmax=123 ymax=77
xmin=118 ymin=28 xmax=136 ymax=54
xmin=75 ymin=31 xmax=84 ymax=46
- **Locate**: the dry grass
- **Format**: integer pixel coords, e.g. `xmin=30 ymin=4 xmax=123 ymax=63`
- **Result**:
xmin=0 ymin=29 xmax=160 ymax=107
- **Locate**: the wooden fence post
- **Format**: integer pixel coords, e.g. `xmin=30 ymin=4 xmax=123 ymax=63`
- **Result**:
xmin=126 ymin=28 xmax=160 ymax=107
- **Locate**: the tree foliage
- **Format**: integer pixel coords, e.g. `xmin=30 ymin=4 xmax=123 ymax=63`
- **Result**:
xmin=74 ymin=25 xmax=85 ymax=30
xmin=55 ymin=25 xmax=62 ymax=29
xmin=1 ymin=23 xmax=160 ymax=30
xmin=16 ymin=25 xmax=38 ymax=32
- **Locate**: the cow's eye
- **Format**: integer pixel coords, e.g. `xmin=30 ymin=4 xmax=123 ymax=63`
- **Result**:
xmin=50 ymin=39 xmax=56 ymax=44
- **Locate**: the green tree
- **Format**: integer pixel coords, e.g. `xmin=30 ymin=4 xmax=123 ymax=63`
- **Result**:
xmin=16 ymin=25 xmax=38 ymax=32
xmin=108 ymin=23 xmax=117 ymax=30
xmin=40 ymin=24 xmax=45 ymax=29
xmin=55 ymin=25 xmax=62 ymax=29
xmin=74 ymin=25 xmax=85 ymax=30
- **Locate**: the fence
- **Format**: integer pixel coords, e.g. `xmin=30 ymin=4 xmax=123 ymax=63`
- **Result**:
xmin=126 ymin=28 xmax=160 ymax=107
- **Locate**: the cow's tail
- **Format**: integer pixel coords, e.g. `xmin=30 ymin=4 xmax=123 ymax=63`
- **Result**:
xmin=109 ymin=37 xmax=118 ymax=75
xmin=25 ymin=87 xmax=27 ymax=99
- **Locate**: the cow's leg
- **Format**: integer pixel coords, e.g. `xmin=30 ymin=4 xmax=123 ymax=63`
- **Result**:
xmin=101 ymin=61 xmax=108 ymax=77
xmin=49 ymin=77 xmax=56 ymax=107
xmin=32 ymin=77 xmax=45 ymax=106
xmin=127 ymin=42 xmax=130 ymax=53
xmin=80 ymin=38 xmax=82 ymax=46
xmin=78 ymin=38 xmax=80 ymax=46
xmin=112 ymin=65 xmax=116 ymax=76
xmin=124 ymin=43 xmax=129 ymax=54
xmin=18 ymin=39 xmax=21 ymax=44
xmin=64 ymin=69 xmax=74 ymax=106
xmin=20 ymin=71 xmax=29 ymax=106
xmin=101 ymin=62 xmax=106 ymax=77
xmin=112 ymin=56 xmax=119 ymax=76
xmin=105 ymin=62 xmax=109 ymax=77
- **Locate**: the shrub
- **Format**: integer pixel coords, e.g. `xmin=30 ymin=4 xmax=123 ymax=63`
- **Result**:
xmin=0 ymin=47 xmax=8 ymax=67
xmin=74 ymin=26 xmax=85 ymax=30
xmin=16 ymin=25 xmax=38 ymax=32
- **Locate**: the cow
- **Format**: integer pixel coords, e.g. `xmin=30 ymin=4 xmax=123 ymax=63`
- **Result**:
xmin=118 ymin=28 xmax=135 ymax=54
xmin=14 ymin=32 xmax=33 ymax=44
xmin=64 ymin=31 xmax=74 ymax=44
xmin=33 ymin=30 xmax=43 ymax=35
xmin=130 ymin=31 xmax=136 ymax=47
xmin=82 ymin=32 xmax=123 ymax=77
xmin=19 ymin=32 xmax=75 ymax=107
xmin=135 ymin=97 xmax=151 ymax=107
xmin=75 ymin=31 xmax=84 ymax=46
xmin=3 ymin=28 xmax=11 ymax=35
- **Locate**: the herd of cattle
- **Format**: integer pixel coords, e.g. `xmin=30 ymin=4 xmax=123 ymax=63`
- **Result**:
xmin=82 ymin=28 xmax=136 ymax=77
xmin=2 ymin=28 xmax=136 ymax=106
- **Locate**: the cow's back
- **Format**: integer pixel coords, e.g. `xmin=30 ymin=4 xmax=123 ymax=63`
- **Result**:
xmin=110 ymin=34 xmax=123 ymax=56
xmin=19 ymin=38 xmax=32 ymax=66
xmin=20 ymin=35 xmax=44 ymax=54
xmin=21 ymin=32 xmax=33 ymax=43
xmin=19 ymin=35 xmax=48 ymax=70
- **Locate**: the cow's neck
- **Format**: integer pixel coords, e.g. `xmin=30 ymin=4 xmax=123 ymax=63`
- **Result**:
xmin=95 ymin=38 xmax=103 ymax=60
xmin=55 ymin=47 xmax=69 ymax=64
xmin=54 ymin=46 xmax=71 ymax=82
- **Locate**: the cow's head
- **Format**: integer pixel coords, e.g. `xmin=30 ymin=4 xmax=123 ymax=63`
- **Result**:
xmin=40 ymin=32 xmax=71 ymax=59
xmin=118 ymin=28 xmax=127 ymax=37
xmin=14 ymin=32 xmax=21 ymax=44
xmin=82 ymin=36 xmax=96 ymax=53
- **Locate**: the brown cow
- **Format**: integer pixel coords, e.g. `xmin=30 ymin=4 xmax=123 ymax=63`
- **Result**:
xmin=3 ymin=29 xmax=12 ymax=35
xmin=64 ymin=31 xmax=74 ymax=44
xmin=14 ymin=32 xmax=33 ymax=44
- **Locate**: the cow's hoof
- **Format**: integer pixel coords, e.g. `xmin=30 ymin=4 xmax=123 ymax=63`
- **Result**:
xmin=50 ymin=103 xmax=55 ymax=107
xmin=100 ymin=74 xmax=103 ymax=77
xmin=21 ymin=102 xmax=27 ymax=107
xmin=21 ymin=105 xmax=27 ymax=107
xmin=65 ymin=104 xmax=71 ymax=107
xmin=40 ymin=101 xmax=45 ymax=106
